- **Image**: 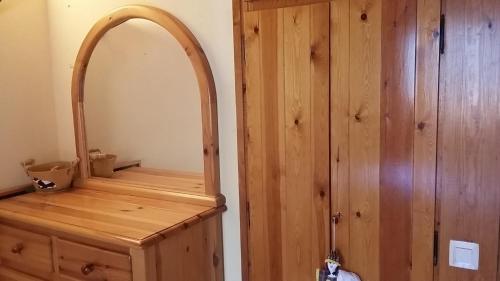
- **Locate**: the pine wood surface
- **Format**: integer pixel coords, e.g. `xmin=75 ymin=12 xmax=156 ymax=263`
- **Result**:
xmin=0 ymin=188 xmax=224 ymax=248
xmin=243 ymin=3 xmax=330 ymax=280
xmin=436 ymin=0 xmax=500 ymax=280
xmin=97 ymin=167 xmax=205 ymax=194
xmin=0 ymin=266 xmax=44 ymax=281
xmin=411 ymin=0 xmax=441 ymax=280
xmin=56 ymin=238 xmax=132 ymax=281
xmin=244 ymin=0 xmax=331 ymax=11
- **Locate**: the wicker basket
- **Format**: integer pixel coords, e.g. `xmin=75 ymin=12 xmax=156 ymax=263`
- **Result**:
xmin=21 ymin=159 xmax=79 ymax=192
xmin=89 ymin=149 xmax=117 ymax=178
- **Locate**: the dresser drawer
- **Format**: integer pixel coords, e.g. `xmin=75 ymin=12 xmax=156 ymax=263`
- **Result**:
xmin=56 ymin=239 xmax=132 ymax=281
xmin=0 ymin=224 xmax=53 ymax=277
xmin=0 ymin=266 xmax=45 ymax=281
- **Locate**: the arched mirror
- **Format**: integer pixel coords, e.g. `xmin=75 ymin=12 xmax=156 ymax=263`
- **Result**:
xmin=72 ymin=6 xmax=220 ymax=200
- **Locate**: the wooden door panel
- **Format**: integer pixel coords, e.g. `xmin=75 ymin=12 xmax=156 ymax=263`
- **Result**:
xmin=331 ymin=1 xmax=432 ymax=281
xmin=243 ymin=3 xmax=330 ymax=280
xmin=437 ymin=0 xmax=500 ymax=280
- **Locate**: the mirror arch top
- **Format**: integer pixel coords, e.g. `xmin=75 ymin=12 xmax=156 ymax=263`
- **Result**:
xmin=71 ymin=5 xmax=220 ymax=197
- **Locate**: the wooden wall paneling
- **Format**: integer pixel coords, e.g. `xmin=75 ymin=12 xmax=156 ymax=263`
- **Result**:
xmin=244 ymin=0 xmax=330 ymax=12
xmin=348 ymin=0 xmax=382 ymax=280
xmin=437 ymin=0 xmax=500 ymax=280
xmin=243 ymin=3 xmax=330 ymax=280
xmin=243 ymin=8 xmax=284 ymax=281
xmin=411 ymin=0 xmax=441 ymax=280
xmin=310 ymin=1 xmax=331 ymax=272
xmin=331 ymin=0 xmax=351 ymax=268
xmin=380 ymin=0 xmax=417 ymax=281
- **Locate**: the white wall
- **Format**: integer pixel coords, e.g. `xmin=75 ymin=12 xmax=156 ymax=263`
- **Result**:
xmin=0 ymin=0 xmax=59 ymax=188
xmin=46 ymin=1 xmax=241 ymax=280
xmin=85 ymin=19 xmax=204 ymax=172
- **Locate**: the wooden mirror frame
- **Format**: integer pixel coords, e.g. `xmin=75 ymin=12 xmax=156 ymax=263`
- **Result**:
xmin=71 ymin=5 xmax=220 ymax=198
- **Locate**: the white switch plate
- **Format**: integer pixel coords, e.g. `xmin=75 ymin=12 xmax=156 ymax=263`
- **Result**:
xmin=449 ymin=240 xmax=479 ymax=270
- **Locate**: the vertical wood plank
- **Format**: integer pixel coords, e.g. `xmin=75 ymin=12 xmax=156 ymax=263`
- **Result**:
xmin=130 ymin=246 xmax=157 ymax=281
xmin=411 ymin=0 xmax=441 ymax=280
xmin=437 ymin=0 xmax=500 ymax=280
xmin=310 ymin=2 xmax=331 ymax=269
xmin=380 ymin=0 xmax=417 ymax=280
xmin=232 ymin=0 xmax=250 ymax=278
xmin=348 ymin=0 xmax=382 ymax=280
xmin=283 ymin=5 xmax=313 ymax=280
xmin=331 ymin=0 xmax=351 ymax=268
xmin=243 ymin=11 xmax=266 ymax=281
xmin=259 ymin=8 xmax=284 ymax=281
xmin=244 ymin=8 xmax=286 ymax=281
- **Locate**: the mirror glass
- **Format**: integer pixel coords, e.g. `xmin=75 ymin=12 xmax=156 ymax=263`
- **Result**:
xmin=84 ymin=19 xmax=204 ymax=191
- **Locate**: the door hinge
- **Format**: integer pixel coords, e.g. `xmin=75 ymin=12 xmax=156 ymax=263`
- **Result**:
xmin=433 ymin=230 xmax=439 ymax=266
xmin=241 ymin=35 xmax=246 ymax=65
xmin=246 ymin=201 xmax=251 ymax=229
xmin=439 ymin=14 xmax=446 ymax=55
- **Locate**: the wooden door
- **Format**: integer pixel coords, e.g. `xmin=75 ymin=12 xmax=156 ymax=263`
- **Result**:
xmin=436 ymin=0 xmax=500 ymax=280
xmin=242 ymin=2 xmax=330 ymax=280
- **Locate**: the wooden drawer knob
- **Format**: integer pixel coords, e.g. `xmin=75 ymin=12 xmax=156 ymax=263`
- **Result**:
xmin=11 ymin=243 xmax=24 ymax=254
xmin=81 ymin=263 xmax=95 ymax=275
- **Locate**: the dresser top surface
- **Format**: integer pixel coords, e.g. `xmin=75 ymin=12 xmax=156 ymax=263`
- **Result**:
xmin=0 ymin=187 xmax=223 ymax=248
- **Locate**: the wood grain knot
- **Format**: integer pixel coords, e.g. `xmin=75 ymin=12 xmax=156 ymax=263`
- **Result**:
xmin=215 ymin=148 xmax=219 ymax=156
xmin=186 ymin=246 xmax=190 ymax=252
xmin=310 ymin=49 xmax=316 ymax=61
xmin=355 ymin=211 xmax=361 ymax=218
xmin=361 ymin=13 xmax=368 ymax=21
xmin=319 ymin=190 xmax=326 ymax=198
xmin=294 ymin=119 xmax=300 ymax=126
xmin=354 ymin=113 xmax=362 ymax=122
xmin=213 ymin=253 xmax=220 ymax=267
xmin=432 ymin=30 xmax=440 ymax=39
xmin=253 ymin=26 xmax=259 ymax=34
xmin=488 ymin=21 xmax=493 ymax=29
xmin=417 ymin=122 xmax=426 ymax=131
xmin=203 ymin=148 xmax=209 ymax=155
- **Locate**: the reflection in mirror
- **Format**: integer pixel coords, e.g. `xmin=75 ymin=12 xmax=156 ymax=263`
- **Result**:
xmin=84 ymin=19 xmax=204 ymax=191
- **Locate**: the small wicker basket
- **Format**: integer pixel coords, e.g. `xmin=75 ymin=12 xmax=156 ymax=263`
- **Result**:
xmin=21 ymin=159 xmax=79 ymax=192
xmin=89 ymin=149 xmax=117 ymax=178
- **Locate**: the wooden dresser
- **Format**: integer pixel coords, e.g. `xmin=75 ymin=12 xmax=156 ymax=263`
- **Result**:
xmin=0 ymin=185 xmax=225 ymax=281
xmin=0 ymin=5 xmax=226 ymax=281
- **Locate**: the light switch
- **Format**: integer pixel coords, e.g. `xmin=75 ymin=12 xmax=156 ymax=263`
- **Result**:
xmin=449 ymin=240 xmax=479 ymax=270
